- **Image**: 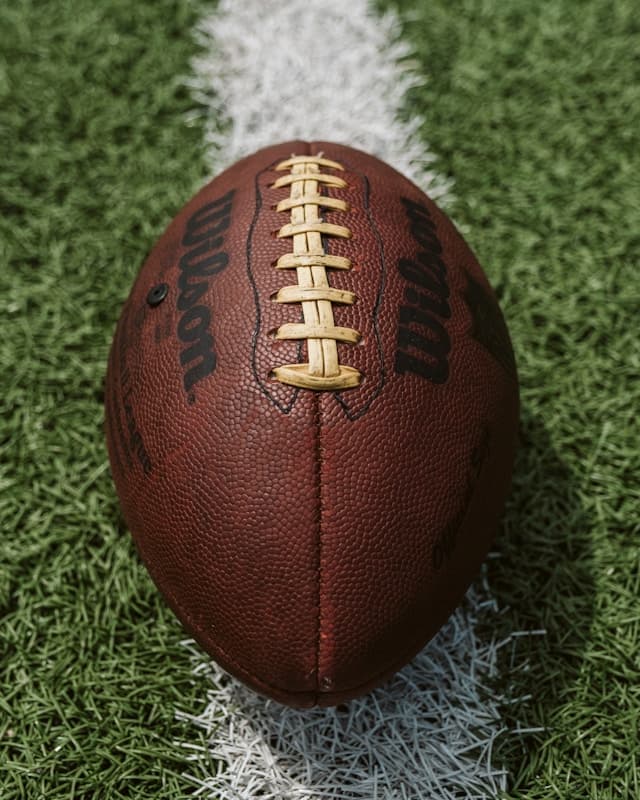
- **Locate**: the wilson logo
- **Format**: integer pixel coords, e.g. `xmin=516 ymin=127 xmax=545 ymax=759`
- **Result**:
xmin=176 ymin=189 xmax=234 ymax=393
xmin=395 ymin=197 xmax=451 ymax=383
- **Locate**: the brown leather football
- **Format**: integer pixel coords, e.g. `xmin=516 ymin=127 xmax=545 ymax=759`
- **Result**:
xmin=104 ymin=141 xmax=518 ymax=707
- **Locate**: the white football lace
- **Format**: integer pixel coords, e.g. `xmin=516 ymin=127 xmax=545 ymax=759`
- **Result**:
xmin=270 ymin=155 xmax=362 ymax=391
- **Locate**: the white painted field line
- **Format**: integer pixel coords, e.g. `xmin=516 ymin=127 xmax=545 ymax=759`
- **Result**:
xmin=177 ymin=1 xmax=516 ymax=798
xmin=188 ymin=0 xmax=449 ymax=197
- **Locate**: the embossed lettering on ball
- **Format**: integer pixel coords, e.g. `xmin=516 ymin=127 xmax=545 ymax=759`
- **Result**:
xmin=105 ymin=142 xmax=519 ymax=707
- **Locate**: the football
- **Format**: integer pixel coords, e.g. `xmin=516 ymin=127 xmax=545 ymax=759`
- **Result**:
xmin=104 ymin=141 xmax=519 ymax=707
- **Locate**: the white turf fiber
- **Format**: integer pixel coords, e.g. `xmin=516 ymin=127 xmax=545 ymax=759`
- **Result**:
xmin=178 ymin=1 xmax=516 ymax=797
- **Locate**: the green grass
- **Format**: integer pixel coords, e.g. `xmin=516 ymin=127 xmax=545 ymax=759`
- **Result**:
xmin=382 ymin=0 xmax=640 ymax=797
xmin=0 ymin=1 xmax=213 ymax=796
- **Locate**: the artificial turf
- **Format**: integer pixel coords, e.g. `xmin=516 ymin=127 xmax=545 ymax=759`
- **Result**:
xmin=1 ymin=0 xmax=638 ymax=798
xmin=0 ymin=1 xmax=214 ymax=797
xmin=382 ymin=0 xmax=640 ymax=797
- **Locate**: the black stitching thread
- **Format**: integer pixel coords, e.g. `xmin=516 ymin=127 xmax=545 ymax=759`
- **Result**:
xmin=248 ymin=160 xmax=300 ymax=414
xmin=334 ymin=169 xmax=387 ymax=421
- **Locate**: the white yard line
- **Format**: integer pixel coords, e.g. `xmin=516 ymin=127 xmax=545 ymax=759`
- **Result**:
xmin=179 ymin=1 xmax=510 ymax=797
xmin=188 ymin=0 xmax=449 ymax=197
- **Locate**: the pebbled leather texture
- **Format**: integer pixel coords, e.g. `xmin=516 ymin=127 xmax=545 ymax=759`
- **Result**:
xmin=104 ymin=141 xmax=519 ymax=707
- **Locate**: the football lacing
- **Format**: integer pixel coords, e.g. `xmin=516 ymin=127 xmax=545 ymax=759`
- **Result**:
xmin=270 ymin=155 xmax=362 ymax=391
